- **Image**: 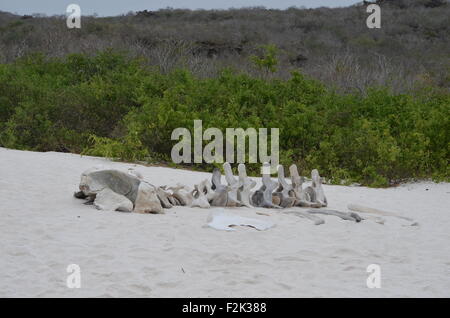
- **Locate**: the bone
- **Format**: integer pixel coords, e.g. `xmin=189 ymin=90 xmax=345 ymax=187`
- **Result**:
xmin=134 ymin=182 xmax=164 ymax=214
xmin=360 ymin=214 xmax=386 ymax=225
xmin=156 ymin=187 xmax=174 ymax=209
xmin=167 ymin=195 xmax=178 ymax=206
xmin=79 ymin=169 xmax=141 ymax=204
xmin=289 ymin=164 xmax=321 ymax=208
xmin=273 ymin=165 xmax=296 ymax=208
xmin=168 ymin=184 xmax=193 ymax=206
xmin=74 ymin=191 xmax=88 ymax=199
xmin=223 ymin=162 xmax=241 ymax=206
xmin=210 ymin=166 xmax=240 ymax=207
xmin=311 ymin=169 xmax=327 ymax=207
xmin=206 ymin=209 xmax=275 ymax=231
xmin=348 ymin=204 xmax=414 ymax=222
xmin=251 ymin=162 xmax=280 ymax=208
xmin=190 ymin=184 xmax=211 ymax=208
xmin=271 ymin=194 xmax=281 ymax=206
xmin=283 ymin=210 xmax=325 ymax=225
xmin=93 ymin=188 xmax=134 ymax=212
xmin=172 ymin=197 xmax=182 ymax=206
xmin=199 ymin=179 xmax=216 ymax=202
xmin=237 ymin=163 xmax=256 ymax=208
xmin=301 ymin=186 xmax=324 ymax=208
xmin=210 ymin=168 xmax=229 ymax=206
xmin=223 ymin=162 xmax=238 ymax=186
xmin=127 ymin=168 xmax=144 ymax=180
xmin=306 ymin=209 xmax=361 ymax=222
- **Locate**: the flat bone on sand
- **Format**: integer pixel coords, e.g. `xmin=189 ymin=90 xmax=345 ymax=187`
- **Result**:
xmin=348 ymin=204 xmax=415 ymax=222
xmin=206 ymin=210 xmax=275 ymax=231
xmin=307 ymin=209 xmax=362 ymax=222
xmin=283 ymin=210 xmax=325 ymax=225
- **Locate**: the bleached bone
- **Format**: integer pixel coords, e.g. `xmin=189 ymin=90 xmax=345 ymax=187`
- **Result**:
xmin=211 ymin=168 xmax=228 ymax=206
xmin=197 ymin=179 xmax=216 ymax=202
xmin=134 ymin=182 xmax=164 ymax=214
xmin=78 ymin=169 xmax=141 ymax=203
xmin=271 ymin=194 xmax=281 ymax=206
xmin=172 ymin=196 xmax=182 ymax=206
xmin=303 ymin=186 xmax=319 ymax=205
xmin=223 ymin=162 xmax=241 ymax=206
xmin=360 ymin=215 xmax=385 ymax=225
xmin=283 ymin=210 xmax=325 ymax=225
xmin=289 ymin=164 xmax=321 ymax=208
xmin=306 ymin=209 xmax=361 ymax=222
xmin=167 ymin=195 xmax=178 ymax=206
xmin=156 ymin=187 xmax=174 ymax=209
xmin=237 ymin=164 xmax=256 ymax=208
xmin=160 ymin=185 xmax=182 ymax=206
xmin=74 ymin=191 xmax=88 ymax=199
xmin=210 ymin=167 xmax=240 ymax=207
xmin=273 ymin=165 xmax=296 ymax=208
xmin=311 ymin=169 xmax=327 ymax=207
xmin=206 ymin=209 xmax=275 ymax=231
xmin=168 ymin=184 xmax=193 ymax=206
xmin=93 ymin=188 xmax=134 ymax=212
xmin=348 ymin=204 xmax=415 ymax=223
xmin=190 ymin=184 xmax=211 ymax=208
xmin=251 ymin=162 xmax=280 ymax=208
xmin=127 ymin=168 xmax=144 ymax=180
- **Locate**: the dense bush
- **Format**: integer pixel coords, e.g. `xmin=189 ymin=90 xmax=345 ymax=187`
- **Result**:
xmin=0 ymin=52 xmax=448 ymax=186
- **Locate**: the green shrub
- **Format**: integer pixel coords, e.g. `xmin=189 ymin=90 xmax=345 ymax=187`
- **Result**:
xmin=83 ymin=133 xmax=149 ymax=162
xmin=0 ymin=51 xmax=448 ymax=186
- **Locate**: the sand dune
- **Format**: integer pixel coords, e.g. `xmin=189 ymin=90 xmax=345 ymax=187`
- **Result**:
xmin=0 ymin=147 xmax=449 ymax=297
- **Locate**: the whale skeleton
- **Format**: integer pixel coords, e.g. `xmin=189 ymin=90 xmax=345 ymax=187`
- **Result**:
xmin=237 ymin=163 xmax=256 ymax=208
xmin=273 ymin=164 xmax=296 ymax=208
xmin=75 ymin=164 xmax=334 ymax=219
xmin=251 ymin=162 xmax=281 ymax=208
xmin=210 ymin=167 xmax=241 ymax=207
xmin=289 ymin=164 xmax=323 ymax=208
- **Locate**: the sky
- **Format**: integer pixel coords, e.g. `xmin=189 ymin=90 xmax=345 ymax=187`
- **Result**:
xmin=0 ymin=0 xmax=361 ymax=17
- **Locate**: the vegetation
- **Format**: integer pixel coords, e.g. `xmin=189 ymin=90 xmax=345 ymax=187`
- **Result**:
xmin=0 ymin=1 xmax=448 ymax=186
xmin=0 ymin=51 xmax=448 ymax=187
xmin=0 ymin=0 xmax=449 ymax=93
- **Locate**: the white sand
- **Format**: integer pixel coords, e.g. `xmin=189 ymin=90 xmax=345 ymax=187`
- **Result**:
xmin=0 ymin=147 xmax=449 ymax=297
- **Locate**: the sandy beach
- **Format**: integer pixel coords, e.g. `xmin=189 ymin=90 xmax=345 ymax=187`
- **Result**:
xmin=0 ymin=147 xmax=449 ymax=297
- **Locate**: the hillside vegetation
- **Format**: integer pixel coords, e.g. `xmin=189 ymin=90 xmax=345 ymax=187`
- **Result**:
xmin=0 ymin=0 xmax=448 ymax=93
xmin=0 ymin=52 xmax=448 ymax=186
xmin=0 ymin=1 xmax=448 ymax=186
